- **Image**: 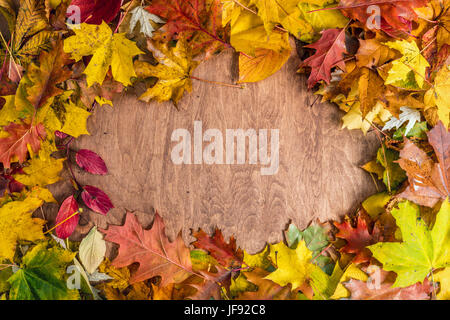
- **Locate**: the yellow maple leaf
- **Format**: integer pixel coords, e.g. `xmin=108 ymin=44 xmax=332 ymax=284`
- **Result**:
xmin=425 ymin=66 xmax=450 ymax=128
xmin=384 ymin=40 xmax=430 ymax=89
xmin=134 ymin=38 xmax=200 ymax=105
xmin=435 ymin=267 xmax=450 ymax=300
xmin=342 ymin=101 xmax=392 ymax=134
xmin=265 ymin=240 xmax=323 ymax=292
xmin=63 ymin=22 xmax=144 ymax=87
xmin=0 ymin=196 xmax=46 ymax=261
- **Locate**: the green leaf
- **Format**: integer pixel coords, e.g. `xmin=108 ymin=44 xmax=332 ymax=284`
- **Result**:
xmin=393 ymin=121 xmax=428 ymax=140
xmin=8 ymin=242 xmax=79 ymax=300
xmin=369 ymin=200 xmax=450 ymax=287
xmin=376 ymin=146 xmax=406 ymax=192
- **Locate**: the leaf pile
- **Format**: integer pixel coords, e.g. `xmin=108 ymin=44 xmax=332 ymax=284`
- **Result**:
xmin=0 ymin=0 xmax=449 ymax=300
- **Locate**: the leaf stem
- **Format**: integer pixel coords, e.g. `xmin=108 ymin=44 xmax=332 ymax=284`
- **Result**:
xmin=44 ymin=209 xmax=82 ymax=235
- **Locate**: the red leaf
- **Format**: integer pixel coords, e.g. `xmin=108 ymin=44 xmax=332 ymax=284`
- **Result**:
xmin=302 ymin=28 xmax=347 ymax=88
xmin=81 ymin=185 xmax=113 ymax=215
xmin=338 ymin=0 xmax=429 ymax=34
xmin=192 ymin=228 xmax=244 ymax=267
xmin=55 ymin=195 xmax=80 ymax=239
xmin=0 ymin=122 xmax=46 ymax=169
xmin=76 ymin=149 xmax=108 ymax=175
xmin=69 ymin=0 xmax=121 ymax=25
xmin=146 ymin=0 xmax=227 ymax=57
xmin=334 ymin=213 xmax=380 ymax=264
xmin=101 ymin=212 xmax=193 ymax=286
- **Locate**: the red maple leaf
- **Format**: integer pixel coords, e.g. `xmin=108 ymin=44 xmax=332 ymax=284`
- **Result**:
xmin=102 ymin=212 xmax=194 ymax=286
xmin=69 ymin=0 xmax=121 ymax=25
xmin=146 ymin=0 xmax=229 ymax=57
xmin=0 ymin=122 xmax=46 ymax=169
xmin=334 ymin=213 xmax=381 ymax=264
xmin=338 ymin=0 xmax=429 ymax=34
xmin=192 ymin=228 xmax=244 ymax=267
xmin=302 ymin=28 xmax=347 ymax=88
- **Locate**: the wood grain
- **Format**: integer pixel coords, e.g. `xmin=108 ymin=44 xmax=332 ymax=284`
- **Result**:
xmin=48 ymin=49 xmax=381 ymax=254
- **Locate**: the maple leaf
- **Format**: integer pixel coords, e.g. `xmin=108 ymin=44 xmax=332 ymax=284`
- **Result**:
xmin=384 ymin=40 xmax=430 ymax=89
xmin=8 ymin=242 xmax=79 ymax=300
xmin=369 ymin=200 xmax=450 ymax=287
xmin=338 ymin=0 xmax=429 ymax=34
xmin=345 ymin=268 xmax=433 ymax=300
xmin=69 ymin=0 xmax=121 ymax=25
xmin=192 ymin=228 xmax=244 ymax=267
xmin=76 ymin=149 xmax=108 ymax=175
xmin=20 ymin=40 xmax=72 ymax=110
xmin=264 ymin=240 xmax=325 ymax=298
xmin=356 ymin=38 xmax=398 ymax=68
xmin=334 ymin=212 xmax=381 ymax=264
xmin=129 ymin=6 xmax=165 ymax=38
xmin=302 ymin=28 xmax=347 ymax=88
xmin=237 ymin=268 xmax=296 ymax=300
xmin=146 ymin=0 xmax=228 ymax=57
xmin=0 ymin=195 xmax=46 ymax=261
xmin=134 ymin=38 xmax=200 ymax=105
xmin=383 ymin=106 xmax=422 ymax=135
xmin=397 ymin=122 xmax=449 ymax=207
xmin=63 ymin=22 xmax=144 ymax=87
xmin=435 ymin=267 xmax=450 ymax=300
xmin=358 ymin=67 xmax=385 ymax=117
xmin=0 ymin=122 xmax=46 ymax=169
xmin=102 ymin=212 xmax=194 ymax=286
xmin=425 ymin=66 xmax=450 ymax=128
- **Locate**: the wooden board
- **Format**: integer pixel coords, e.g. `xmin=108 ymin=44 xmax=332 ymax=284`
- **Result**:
xmin=48 ymin=49 xmax=381 ymax=253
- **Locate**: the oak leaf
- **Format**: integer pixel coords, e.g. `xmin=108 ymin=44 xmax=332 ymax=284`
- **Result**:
xmin=102 ymin=212 xmax=194 ymax=286
xmin=302 ymin=28 xmax=347 ymax=88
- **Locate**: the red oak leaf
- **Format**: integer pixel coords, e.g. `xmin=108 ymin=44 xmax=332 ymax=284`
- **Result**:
xmin=69 ymin=0 xmax=121 ymax=25
xmin=192 ymin=228 xmax=244 ymax=267
xmin=81 ymin=185 xmax=114 ymax=215
xmin=55 ymin=195 xmax=80 ymax=239
xmin=334 ymin=212 xmax=381 ymax=264
xmin=101 ymin=212 xmax=194 ymax=286
xmin=338 ymin=0 xmax=429 ymax=34
xmin=76 ymin=149 xmax=108 ymax=175
xmin=146 ymin=0 xmax=228 ymax=57
xmin=302 ymin=28 xmax=347 ymax=88
xmin=0 ymin=122 xmax=46 ymax=169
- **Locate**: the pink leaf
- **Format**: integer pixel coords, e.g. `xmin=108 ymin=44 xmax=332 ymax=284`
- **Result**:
xmin=55 ymin=195 xmax=80 ymax=239
xmin=76 ymin=149 xmax=108 ymax=175
xmin=82 ymin=185 xmax=114 ymax=215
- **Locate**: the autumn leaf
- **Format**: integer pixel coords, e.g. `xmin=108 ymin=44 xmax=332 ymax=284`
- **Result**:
xmin=356 ymin=38 xmax=398 ymax=69
xmin=0 ymin=122 xmax=46 ymax=169
xmin=129 ymin=6 xmax=164 ymax=38
xmin=81 ymin=185 xmax=113 ymax=215
xmin=345 ymin=267 xmax=433 ymax=300
xmin=102 ymin=212 xmax=194 ymax=286
xmin=425 ymin=66 xmax=450 ymax=128
xmin=146 ymin=0 xmax=228 ymax=57
xmin=369 ymin=200 xmax=450 ymax=287
xmin=8 ymin=242 xmax=79 ymax=300
xmin=265 ymin=240 xmax=325 ymax=298
xmin=384 ymin=40 xmax=430 ymax=89
xmin=134 ymin=38 xmax=199 ymax=105
xmin=192 ymin=228 xmax=244 ymax=267
xmin=358 ymin=67 xmax=385 ymax=117
xmin=55 ymin=195 xmax=80 ymax=240
xmin=338 ymin=0 xmax=429 ymax=34
xmin=334 ymin=212 xmax=381 ymax=264
xmin=0 ymin=195 xmax=46 ymax=261
xmin=302 ymin=28 xmax=347 ymax=88
xmin=76 ymin=149 xmax=108 ymax=175
xmin=69 ymin=0 xmax=121 ymax=25
xmin=79 ymin=226 xmax=106 ymax=274
xmin=397 ymin=122 xmax=449 ymax=207
xmin=63 ymin=22 xmax=144 ymax=87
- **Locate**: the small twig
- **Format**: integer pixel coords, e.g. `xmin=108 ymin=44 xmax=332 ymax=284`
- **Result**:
xmin=191 ymin=75 xmax=245 ymax=88
xmin=114 ymin=0 xmax=134 ymax=33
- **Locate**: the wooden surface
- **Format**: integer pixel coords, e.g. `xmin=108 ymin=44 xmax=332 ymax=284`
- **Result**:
xmin=48 ymin=49 xmax=380 ymax=253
